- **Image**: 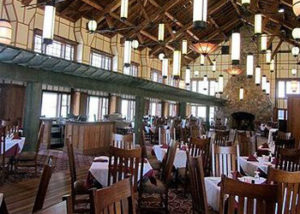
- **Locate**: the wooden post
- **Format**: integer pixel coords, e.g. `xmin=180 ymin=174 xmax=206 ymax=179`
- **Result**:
xmin=178 ymin=102 xmax=187 ymax=118
xmin=23 ymin=82 xmax=42 ymax=151
xmin=134 ymin=96 xmax=145 ymax=145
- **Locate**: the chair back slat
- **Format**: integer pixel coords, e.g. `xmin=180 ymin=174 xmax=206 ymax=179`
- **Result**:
xmin=108 ymin=147 xmax=142 ymax=192
xmin=276 ymin=148 xmax=300 ymax=171
xmin=93 ymin=178 xmax=136 ymax=214
xmin=274 ymin=138 xmax=295 ymax=158
xmin=32 ymin=156 xmax=53 ymax=213
xmin=220 ymin=176 xmax=278 ymax=214
xmin=214 ymin=130 xmax=230 ymax=146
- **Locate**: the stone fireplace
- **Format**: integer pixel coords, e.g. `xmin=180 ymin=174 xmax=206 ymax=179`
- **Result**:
xmin=231 ymin=112 xmax=255 ymax=130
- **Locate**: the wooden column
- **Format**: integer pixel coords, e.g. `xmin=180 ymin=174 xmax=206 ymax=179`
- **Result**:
xmin=287 ymin=95 xmax=300 ymax=148
xmin=178 ymin=102 xmax=187 ymax=118
xmin=23 ymin=82 xmax=42 ymax=151
xmin=162 ymin=101 xmax=169 ymax=117
xmin=116 ymin=96 xmax=122 ymax=113
xmin=134 ymin=96 xmax=145 ymax=145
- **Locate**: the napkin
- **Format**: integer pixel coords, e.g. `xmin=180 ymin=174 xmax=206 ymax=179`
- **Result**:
xmin=247 ymin=155 xmax=258 ymax=162
xmin=93 ymin=158 xmax=108 ymax=163
xmin=261 ymin=143 xmax=269 ymax=148
xmin=271 ymin=158 xmax=277 ymax=165
xmin=160 ymin=144 xmax=168 ymax=149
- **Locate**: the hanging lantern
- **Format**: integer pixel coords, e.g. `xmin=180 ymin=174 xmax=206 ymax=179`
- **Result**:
xmin=239 ymin=87 xmax=244 ymax=100
xmin=191 ymin=42 xmax=217 ymax=55
xmin=203 ymin=75 xmax=208 ymax=90
xmin=262 ymin=75 xmax=267 ymax=92
xmin=124 ymin=40 xmax=132 ymax=67
xmin=158 ymin=23 xmax=165 ymax=42
xmin=246 ymin=53 xmax=254 ymax=78
xmin=291 ymin=80 xmax=298 ymax=92
xmin=231 ymin=32 xmax=241 ymax=65
xmin=0 ymin=19 xmax=12 ymax=45
xmin=158 ymin=53 xmax=165 ymax=60
xmin=242 ymin=0 xmax=250 ymax=6
xmin=200 ymin=54 xmax=205 ymax=66
xmin=194 ymin=70 xmax=199 ymax=77
xmin=255 ymin=66 xmax=261 ymax=86
xmin=193 ymin=0 xmax=207 ymax=29
xmin=261 ymin=34 xmax=267 ymax=53
xmin=266 ymin=81 xmax=270 ymax=95
xmin=293 ymin=0 xmax=300 ymax=16
xmin=131 ymin=40 xmax=139 ymax=49
xmin=43 ymin=2 xmax=56 ymax=44
xmin=182 ymin=40 xmax=188 ymax=55
xmin=120 ymin=0 xmax=128 ymax=20
xmin=172 ymin=50 xmax=181 ymax=79
xmin=87 ymin=19 xmax=97 ymax=33
xmin=227 ymin=67 xmax=243 ymax=76
xmin=162 ymin=58 xmax=168 ymax=79
xmin=218 ymin=75 xmax=224 ymax=94
xmin=292 ymin=68 xmax=297 ymax=76
xmin=270 ymin=59 xmax=275 ymax=73
xmin=185 ymin=66 xmax=191 ymax=85
xmin=266 ymin=49 xmax=272 ymax=64
xmin=292 ymin=28 xmax=300 ymax=41
xmin=292 ymin=46 xmax=300 ymax=57
xmin=254 ymin=14 xmax=262 ymax=35
xmin=212 ymin=60 xmax=216 ymax=72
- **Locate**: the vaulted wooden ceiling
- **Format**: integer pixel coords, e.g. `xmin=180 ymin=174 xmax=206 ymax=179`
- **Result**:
xmin=36 ymin=0 xmax=299 ymax=64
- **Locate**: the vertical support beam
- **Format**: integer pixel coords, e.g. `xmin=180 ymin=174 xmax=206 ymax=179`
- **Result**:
xmin=134 ymin=96 xmax=145 ymax=145
xmin=206 ymin=105 xmax=210 ymax=128
xmin=23 ymin=82 xmax=42 ymax=151
xmin=178 ymin=102 xmax=187 ymax=118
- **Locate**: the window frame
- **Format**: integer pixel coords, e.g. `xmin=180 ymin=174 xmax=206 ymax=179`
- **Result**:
xmin=86 ymin=95 xmax=109 ymax=121
xmin=90 ymin=48 xmax=113 ymax=71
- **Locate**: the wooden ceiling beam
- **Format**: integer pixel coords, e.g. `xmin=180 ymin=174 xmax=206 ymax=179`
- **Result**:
xmin=96 ymin=0 xmax=122 ymax=23
xmin=209 ymin=16 xmax=227 ymax=39
xmin=81 ymin=0 xmax=103 ymax=10
xmin=137 ymin=0 xmax=150 ymax=22
xmin=272 ymin=39 xmax=283 ymax=59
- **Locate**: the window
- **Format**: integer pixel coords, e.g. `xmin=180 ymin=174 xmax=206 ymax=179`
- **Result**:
xmin=209 ymin=107 xmax=215 ymax=124
xmin=190 ymin=105 xmax=207 ymax=121
xmin=169 ymin=103 xmax=177 ymax=117
xmin=124 ymin=63 xmax=138 ymax=77
xmin=41 ymin=92 xmax=70 ymax=118
xmin=277 ymin=80 xmax=300 ymax=98
xmin=191 ymin=79 xmax=217 ymax=96
xmin=278 ymin=81 xmax=285 ymax=98
xmin=34 ymin=34 xmax=75 ymax=60
xmin=149 ymin=101 xmax=162 ymax=116
xmin=91 ymin=51 xmax=112 ymax=70
xmin=121 ymin=99 xmax=135 ymax=121
xmin=87 ymin=96 xmax=109 ymax=121
xmin=151 ymin=69 xmax=162 ymax=83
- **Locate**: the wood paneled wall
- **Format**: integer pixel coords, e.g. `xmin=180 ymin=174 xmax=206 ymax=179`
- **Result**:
xmin=287 ymin=95 xmax=300 ymax=148
xmin=0 ymin=84 xmax=25 ymax=123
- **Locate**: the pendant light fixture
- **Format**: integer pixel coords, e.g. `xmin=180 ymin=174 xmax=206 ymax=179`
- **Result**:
xmin=266 ymin=81 xmax=270 ymax=95
xmin=162 ymin=58 xmax=168 ymax=79
xmin=120 ymin=0 xmax=128 ymax=20
xmin=292 ymin=28 xmax=300 ymax=41
xmin=212 ymin=60 xmax=216 ymax=72
xmin=158 ymin=23 xmax=165 ymax=42
xmin=231 ymin=31 xmax=241 ymax=65
xmin=158 ymin=53 xmax=165 ymax=61
xmin=0 ymin=19 xmax=12 ymax=45
xmin=262 ymin=75 xmax=267 ymax=92
xmin=193 ymin=0 xmax=207 ymax=29
xmin=239 ymin=87 xmax=244 ymax=100
xmin=292 ymin=46 xmax=300 ymax=57
xmin=172 ymin=50 xmax=181 ymax=79
xmin=266 ymin=49 xmax=272 ymax=64
xmin=87 ymin=19 xmax=97 ymax=33
xmin=131 ymin=40 xmax=139 ymax=49
xmin=124 ymin=40 xmax=132 ymax=67
xmin=291 ymin=80 xmax=299 ymax=92
xmin=200 ymin=54 xmax=205 ymax=66
xmin=242 ymin=0 xmax=251 ymax=7
xmin=254 ymin=14 xmax=262 ymax=35
xmin=43 ymin=2 xmax=56 ymax=44
xmin=185 ymin=66 xmax=191 ymax=85
xmin=270 ymin=59 xmax=275 ymax=73
xmin=182 ymin=40 xmax=188 ymax=55
xmin=194 ymin=70 xmax=199 ymax=77
xmin=255 ymin=66 xmax=261 ymax=85
xmin=246 ymin=53 xmax=254 ymax=78
xmin=261 ymin=34 xmax=267 ymax=53
xmin=218 ymin=75 xmax=224 ymax=94
xmin=293 ymin=0 xmax=300 ymax=16
xmin=203 ymin=75 xmax=208 ymax=90
xmin=292 ymin=68 xmax=297 ymax=76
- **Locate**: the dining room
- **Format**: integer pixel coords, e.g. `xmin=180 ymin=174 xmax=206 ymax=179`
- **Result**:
xmin=0 ymin=0 xmax=300 ymax=213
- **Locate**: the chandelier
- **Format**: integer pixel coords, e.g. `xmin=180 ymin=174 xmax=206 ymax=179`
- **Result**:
xmin=226 ymin=67 xmax=243 ymax=76
xmin=191 ymin=42 xmax=217 ymax=55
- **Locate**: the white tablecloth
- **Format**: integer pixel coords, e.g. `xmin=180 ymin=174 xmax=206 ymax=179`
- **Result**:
xmin=1 ymin=137 xmax=25 ymax=155
xmin=89 ymin=156 xmax=153 ymax=187
xmin=152 ymin=145 xmax=187 ymax=169
xmin=239 ymin=156 xmax=274 ymax=176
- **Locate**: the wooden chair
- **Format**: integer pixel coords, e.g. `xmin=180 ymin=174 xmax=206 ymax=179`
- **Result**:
xmin=237 ymin=132 xmax=257 ymax=156
xmin=219 ymin=176 xmax=278 ymax=214
xmin=276 ymin=148 xmax=300 ymax=171
xmin=142 ymin=131 xmax=161 ymax=171
xmin=111 ymin=133 xmax=134 ymax=149
xmin=108 ymin=146 xmax=142 ymax=192
xmin=267 ymin=167 xmax=300 ymax=214
xmin=214 ymin=130 xmax=230 ymax=146
xmin=187 ymin=155 xmax=210 ymax=214
xmin=93 ymin=178 xmax=136 ymax=214
xmin=274 ymin=138 xmax=295 ymax=158
xmin=0 ymin=127 xmax=7 ymax=181
xmin=66 ymin=138 xmax=93 ymax=213
xmin=190 ymin=125 xmax=201 ymax=138
xmin=158 ymin=126 xmax=169 ymax=145
xmin=32 ymin=156 xmax=54 ymax=213
xmin=139 ymin=141 xmax=178 ymax=213
xmin=211 ymin=144 xmax=240 ymax=177
xmin=16 ymin=123 xmax=45 ymax=174
xmin=276 ymin=131 xmax=292 ymax=140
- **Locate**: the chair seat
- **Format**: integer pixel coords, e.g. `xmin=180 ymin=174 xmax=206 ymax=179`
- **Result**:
xmin=148 ymin=158 xmax=161 ymax=170
xmin=74 ymin=179 xmax=90 ymax=194
xmin=141 ymin=179 xmax=166 ymax=194
xmin=17 ymin=151 xmax=36 ymax=161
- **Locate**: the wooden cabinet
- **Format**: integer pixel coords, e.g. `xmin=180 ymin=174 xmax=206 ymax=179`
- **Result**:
xmin=65 ymin=121 xmax=115 ymax=155
xmin=287 ymin=95 xmax=300 ymax=148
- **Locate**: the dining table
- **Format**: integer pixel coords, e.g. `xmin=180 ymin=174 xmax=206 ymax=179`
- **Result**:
xmin=1 ymin=136 xmax=25 ymax=157
xmin=239 ymin=156 xmax=275 ymax=177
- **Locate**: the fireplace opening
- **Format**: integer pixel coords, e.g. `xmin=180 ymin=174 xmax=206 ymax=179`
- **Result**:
xmin=231 ymin=112 xmax=255 ymax=131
